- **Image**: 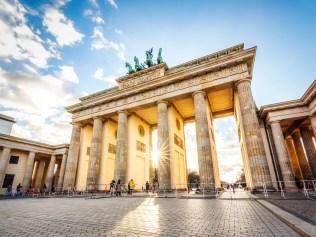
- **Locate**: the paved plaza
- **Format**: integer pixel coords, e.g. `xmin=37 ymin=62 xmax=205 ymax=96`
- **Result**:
xmin=0 ymin=197 xmax=302 ymax=237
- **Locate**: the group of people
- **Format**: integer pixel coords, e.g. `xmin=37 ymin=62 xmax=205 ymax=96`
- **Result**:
xmin=5 ymin=183 xmax=24 ymax=196
xmin=108 ymin=179 xmax=159 ymax=196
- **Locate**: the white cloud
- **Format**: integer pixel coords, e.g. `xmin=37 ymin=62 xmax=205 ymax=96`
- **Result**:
xmin=84 ymin=9 xmax=105 ymax=25
xmin=0 ymin=0 xmax=26 ymax=23
xmin=93 ymin=67 xmax=117 ymax=86
xmin=89 ymin=0 xmax=99 ymax=8
xmin=115 ymin=29 xmax=123 ymax=35
xmin=0 ymin=0 xmax=55 ymax=68
xmin=107 ymin=0 xmax=118 ymax=9
xmin=43 ymin=7 xmax=84 ymax=47
xmin=93 ymin=16 xmax=105 ymax=24
xmin=83 ymin=9 xmax=93 ymax=17
xmin=0 ymin=68 xmax=77 ymax=144
xmin=58 ymin=65 xmax=79 ymax=83
xmin=91 ymin=27 xmax=126 ymax=61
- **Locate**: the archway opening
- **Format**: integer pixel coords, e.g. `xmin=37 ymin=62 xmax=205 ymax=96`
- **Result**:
xmin=213 ymin=116 xmax=244 ymax=184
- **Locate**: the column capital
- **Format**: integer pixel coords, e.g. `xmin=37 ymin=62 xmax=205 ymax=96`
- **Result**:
xmin=117 ymin=110 xmax=128 ymax=115
xmin=235 ymin=78 xmax=252 ymax=87
xmin=270 ymin=120 xmax=281 ymax=125
xmin=93 ymin=116 xmax=104 ymax=121
xmin=157 ymin=100 xmax=169 ymax=106
xmin=192 ymin=90 xmax=206 ymax=98
xmin=70 ymin=122 xmax=82 ymax=128
xmin=292 ymin=128 xmax=301 ymax=135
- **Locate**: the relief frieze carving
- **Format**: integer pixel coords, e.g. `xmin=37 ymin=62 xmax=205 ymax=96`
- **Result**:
xmin=119 ymin=66 xmax=165 ymax=89
xmin=73 ymin=63 xmax=247 ymax=119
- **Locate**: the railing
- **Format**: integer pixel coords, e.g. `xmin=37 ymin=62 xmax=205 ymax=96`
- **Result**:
xmin=1 ymin=180 xmax=315 ymax=200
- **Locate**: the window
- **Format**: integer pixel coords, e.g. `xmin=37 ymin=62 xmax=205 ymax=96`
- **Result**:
xmin=9 ymin=156 xmax=19 ymax=164
xmin=176 ymin=118 xmax=181 ymax=131
xmin=136 ymin=141 xmax=146 ymax=152
xmin=108 ymin=144 xmax=116 ymax=154
xmin=138 ymin=125 xmax=145 ymax=137
xmin=2 ymin=174 xmax=14 ymax=188
xmin=86 ymin=147 xmax=90 ymax=156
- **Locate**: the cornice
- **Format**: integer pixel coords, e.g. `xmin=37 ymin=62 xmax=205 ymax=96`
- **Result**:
xmin=259 ymin=79 xmax=316 ymax=118
xmin=67 ymin=44 xmax=255 ymax=114
xmin=0 ymin=133 xmax=69 ymax=152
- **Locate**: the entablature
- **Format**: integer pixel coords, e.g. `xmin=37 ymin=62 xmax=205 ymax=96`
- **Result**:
xmin=67 ymin=44 xmax=256 ymax=122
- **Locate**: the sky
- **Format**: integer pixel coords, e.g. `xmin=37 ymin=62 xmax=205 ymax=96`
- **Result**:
xmin=0 ymin=0 xmax=315 ymax=182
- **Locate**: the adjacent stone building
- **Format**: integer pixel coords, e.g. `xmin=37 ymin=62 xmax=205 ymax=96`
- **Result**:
xmin=260 ymin=80 xmax=316 ymax=189
xmin=0 ymin=116 xmax=68 ymax=194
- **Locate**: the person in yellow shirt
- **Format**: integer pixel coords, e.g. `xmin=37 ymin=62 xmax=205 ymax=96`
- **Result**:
xmin=129 ymin=179 xmax=135 ymax=195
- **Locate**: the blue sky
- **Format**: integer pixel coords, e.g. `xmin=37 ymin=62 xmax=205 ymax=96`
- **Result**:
xmin=0 ymin=0 xmax=315 ymax=181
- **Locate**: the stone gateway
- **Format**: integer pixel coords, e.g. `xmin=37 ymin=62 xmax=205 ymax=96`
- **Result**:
xmin=63 ymin=43 xmax=274 ymax=191
xmin=1 ymin=44 xmax=315 ymax=193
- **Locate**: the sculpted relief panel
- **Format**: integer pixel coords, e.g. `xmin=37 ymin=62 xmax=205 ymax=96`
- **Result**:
xmin=119 ymin=66 xmax=165 ymax=89
xmin=73 ymin=63 xmax=248 ymax=121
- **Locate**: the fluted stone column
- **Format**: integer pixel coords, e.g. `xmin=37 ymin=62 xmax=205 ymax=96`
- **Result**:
xmin=63 ymin=123 xmax=81 ymax=190
xmin=57 ymin=151 xmax=68 ymax=191
xmin=285 ymin=136 xmax=303 ymax=180
xmin=114 ymin=111 xmax=128 ymax=184
xmin=300 ymin=127 xmax=316 ymax=178
xmin=193 ymin=91 xmax=215 ymax=188
xmin=292 ymin=129 xmax=313 ymax=180
xmin=236 ymin=79 xmax=272 ymax=187
xmin=34 ymin=160 xmax=45 ymax=191
xmin=87 ymin=117 xmax=103 ymax=190
xmin=310 ymin=115 xmax=316 ymax=138
xmin=45 ymin=155 xmax=56 ymax=191
xmin=22 ymin=151 xmax=36 ymax=190
xmin=270 ymin=122 xmax=296 ymax=189
xmin=0 ymin=147 xmax=11 ymax=187
xmin=260 ymin=122 xmax=278 ymax=189
xmin=157 ymin=101 xmax=171 ymax=188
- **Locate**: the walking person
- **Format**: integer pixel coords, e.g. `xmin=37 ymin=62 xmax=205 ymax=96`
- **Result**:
xmin=16 ymin=183 xmax=23 ymax=196
xmin=145 ymin=181 xmax=150 ymax=193
xmin=129 ymin=179 xmax=135 ymax=195
xmin=154 ymin=180 xmax=159 ymax=193
xmin=110 ymin=180 xmax=116 ymax=196
xmin=115 ymin=179 xmax=121 ymax=197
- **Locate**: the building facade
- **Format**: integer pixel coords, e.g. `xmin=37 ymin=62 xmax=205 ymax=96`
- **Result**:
xmin=0 ymin=114 xmax=15 ymax=135
xmin=260 ymin=81 xmax=316 ymax=189
xmin=0 ymin=132 xmax=68 ymax=194
xmin=63 ymin=44 xmax=275 ymax=191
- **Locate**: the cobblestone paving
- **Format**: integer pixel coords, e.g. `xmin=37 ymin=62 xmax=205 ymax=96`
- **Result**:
xmin=255 ymin=192 xmax=316 ymax=226
xmin=267 ymin=199 xmax=316 ymax=226
xmin=0 ymin=197 xmax=300 ymax=237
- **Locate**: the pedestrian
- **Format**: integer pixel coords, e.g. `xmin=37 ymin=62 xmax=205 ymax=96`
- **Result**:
xmin=6 ymin=184 xmax=12 ymax=196
xmin=145 ymin=181 xmax=150 ymax=193
xmin=115 ymin=179 xmax=121 ymax=197
xmin=42 ymin=183 xmax=47 ymax=194
xmin=129 ymin=179 xmax=135 ymax=195
xmin=110 ymin=180 xmax=116 ymax=196
xmin=154 ymin=180 xmax=159 ymax=193
xmin=16 ymin=183 xmax=23 ymax=196
xmin=127 ymin=182 xmax=130 ymax=194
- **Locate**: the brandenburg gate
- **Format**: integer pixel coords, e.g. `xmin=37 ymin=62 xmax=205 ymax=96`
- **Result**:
xmin=63 ymin=44 xmax=274 ymax=191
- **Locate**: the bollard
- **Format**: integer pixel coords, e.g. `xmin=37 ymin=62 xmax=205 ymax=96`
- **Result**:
xmin=279 ymin=181 xmax=285 ymax=199
xmin=164 ymin=184 xmax=166 ymax=198
xmin=263 ymin=182 xmax=269 ymax=199
xmin=303 ymin=181 xmax=309 ymax=199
